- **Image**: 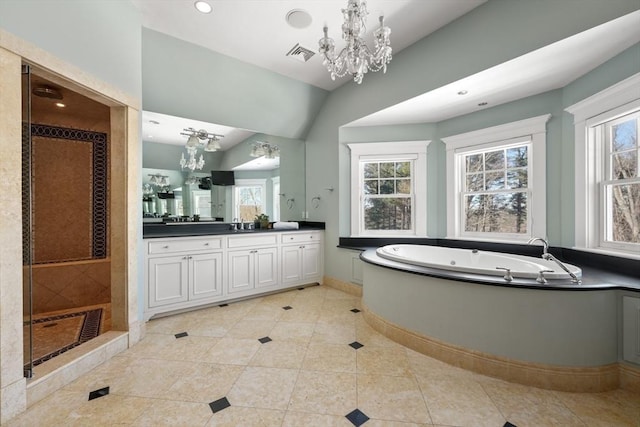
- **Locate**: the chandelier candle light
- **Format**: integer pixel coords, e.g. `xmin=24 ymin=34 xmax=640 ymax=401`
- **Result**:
xmin=319 ymin=0 xmax=392 ymax=84
xmin=180 ymin=127 xmax=224 ymax=171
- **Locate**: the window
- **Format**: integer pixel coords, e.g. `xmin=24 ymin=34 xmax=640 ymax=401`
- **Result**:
xmin=233 ymin=179 xmax=266 ymax=222
xmin=272 ymin=176 xmax=280 ymax=221
xmin=190 ymin=190 xmax=211 ymax=217
xmin=348 ymin=141 xmax=428 ymax=236
xmin=566 ymin=73 xmax=640 ymax=257
xmin=461 ymin=142 xmax=530 ymax=235
xmin=443 ymin=115 xmax=550 ymax=242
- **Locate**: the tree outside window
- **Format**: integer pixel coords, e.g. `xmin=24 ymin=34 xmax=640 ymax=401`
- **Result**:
xmin=604 ymin=113 xmax=639 ymax=244
xmin=462 ymin=144 xmax=530 ymax=235
xmin=362 ymin=161 xmax=413 ymax=231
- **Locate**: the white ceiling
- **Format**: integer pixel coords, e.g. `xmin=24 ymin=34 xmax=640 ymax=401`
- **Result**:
xmin=136 ymin=1 xmax=640 ymax=157
xmin=131 ymin=0 xmax=487 ymax=91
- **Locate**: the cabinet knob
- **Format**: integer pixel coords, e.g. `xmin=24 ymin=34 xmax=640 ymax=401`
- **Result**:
xmin=163 ymin=245 xmax=169 ymax=249
xmin=204 ymin=243 xmax=210 ymax=246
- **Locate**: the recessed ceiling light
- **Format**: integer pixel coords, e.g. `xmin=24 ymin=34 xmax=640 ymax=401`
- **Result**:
xmin=55 ymin=102 xmax=66 ymax=108
xmin=286 ymin=9 xmax=312 ymax=29
xmin=457 ymin=90 xmax=468 ymax=95
xmin=194 ymin=1 xmax=212 ymax=14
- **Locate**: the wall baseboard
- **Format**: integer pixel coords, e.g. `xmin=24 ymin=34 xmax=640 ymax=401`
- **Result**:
xmin=322 ymin=276 xmax=363 ymax=297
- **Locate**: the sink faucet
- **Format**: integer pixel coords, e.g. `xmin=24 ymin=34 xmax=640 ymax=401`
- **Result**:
xmin=528 ymin=237 xmax=581 ymax=284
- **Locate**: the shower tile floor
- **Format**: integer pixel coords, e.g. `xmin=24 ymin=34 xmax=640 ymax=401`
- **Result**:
xmin=8 ymin=287 xmax=639 ymax=426
xmin=24 ymin=303 xmax=111 ymax=366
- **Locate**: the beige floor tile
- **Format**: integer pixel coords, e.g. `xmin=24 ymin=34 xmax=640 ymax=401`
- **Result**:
xmin=145 ymin=314 xmax=189 ymax=335
xmin=249 ymin=341 xmax=308 ymax=369
xmin=416 ymin=375 xmax=505 ymax=427
xmin=312 ymin=322 xmax=357 ymax=344
xmin=555 ymin=389 xmax=640 ymax=426
xmin=357 ymin=374 xmax=432 ymax=424
xmin=203 ymin=337 xmax=261 ymax=365
xmin=64 ymin=394 xmax=155 ymax=426
xmin=206 ymin=406 xmax=285 ymax=426
xmin=356 ymin=318 xmax=403 ymax=348
xmin=108 ymin=358 xmax=194 ymax=398
xmin=4 ymin=389 xmax=87 ymax=427
xmin=281 ymin=411 xmax=353 ymax=426
xmin=153 ymin=334 xmax=219 ymax=362
xmin=122 ymin=332 xmax=177 ymax=359
xmin=279 ymin=306 xmax=322 ymax=322
xmin=226 ymin=319 xmax=277 ymax=339
xmin=269 ymin=321 xmax=316 ymax=343
xmin=227 ymin=366 xmax=299 ymax=410
xmin=160 ymin=362 xmax=245 ymax=403
xmin=357 ymin=346 xmax=413 ymax=377
xmin=288 ymin=371 xmax=357 ymax=416
xmin=130 ymin=398 xmax=213 ymax=426
xmin=242 ymin=302 xmax=286 ymax=321
xmin=63 ymin=355 xmax=137 ymax=393
xmin=364 ymin=420 xmax=427 ymax=426
xmin=480 ymin=378 xmax=585 ymax=427
xmin=302 ymin=342 xmax=357 ymax=373
xmin=180 ymin=316 xmax=237 ymax=338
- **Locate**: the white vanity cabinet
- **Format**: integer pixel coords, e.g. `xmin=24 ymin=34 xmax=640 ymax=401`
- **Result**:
xmin=144 ymin=230 xmax=323 ymax=320
xmin=281 ymin=232 xmax=323 ymax=286
xmin=145 ymin=236 xmax=224 ymax=319
xmin=227 ymin=234 xmax=279 ymax=295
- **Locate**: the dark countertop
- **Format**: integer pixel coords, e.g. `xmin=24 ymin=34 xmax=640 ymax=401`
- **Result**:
xmin=143 ymin=221 xmax=325 ymax=239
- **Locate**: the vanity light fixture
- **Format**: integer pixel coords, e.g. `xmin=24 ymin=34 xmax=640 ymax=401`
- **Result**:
xmin=180 ymin=127 xmax=224 ymax=171
xmin=249 ymin=141 xmax=280 ymax=159
xmin=194 ymin=1 xmax=212 ymax=14
xmin=319 ymin=0 xmax=392 ymax=84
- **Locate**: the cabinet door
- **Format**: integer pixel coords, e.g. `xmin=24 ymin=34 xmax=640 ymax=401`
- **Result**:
xmin=190 ymin=252 xmax=223 ymax=300
xmin=255 ymin=247 xmax=279 ymax=288
xmin=281 ymin=245 xmax=302 ymax=285
xmin=148 ymin=256 xmax=188 ymax=307
xmin=228 ymin=250 xmax=254 ymax=294
xmin=302 ymin=244 xmax=322 ymax=281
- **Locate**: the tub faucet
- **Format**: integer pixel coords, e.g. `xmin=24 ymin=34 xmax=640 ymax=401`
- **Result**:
xmin=527 ymin=237 xmax=549 ymax=256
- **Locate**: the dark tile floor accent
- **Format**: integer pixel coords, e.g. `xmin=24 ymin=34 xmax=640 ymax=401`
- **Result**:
xmin=88 ymin=386 xmax=109 ymax=401
xmin=349 ymin=341 xmax=364 ymax=350
xmin=503 ymin=423 xmax=518 ymax=427
xmin=219 ymin=304 xmax=229 ymax=307
xmin=258 ymin=336 xmax=272 ymax=344
xmin=282 ymin=306 xmax=293 ymax=310
xmin=345 ymin=408 xmax=370 ymax=426
xmin=209 ymin=397 xmax=231 ymax=413
xmin=174 ymin=332 xmax=188 ymax=338
xmin=297 ymin=288 xmax=304 ymax=290
xmin=350 ymin=308 xmax=361 ymax=313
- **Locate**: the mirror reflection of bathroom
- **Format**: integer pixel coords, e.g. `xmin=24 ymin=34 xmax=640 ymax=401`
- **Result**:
xmin=22 ymin=69 xmax=113 ymax=376
xmin=141 ymin=111 xmax=306 ymax=223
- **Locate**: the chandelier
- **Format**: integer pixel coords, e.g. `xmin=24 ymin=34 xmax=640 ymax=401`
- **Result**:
xmin=179 ymin=127 xmax=224 ymax=171
xmin=319 ymin=0 xmax=392 ymax=84
xmin=249 ymin=141 xmax=280 ymax=159
xmin=147 ymin=173 xmax=171 ymax=193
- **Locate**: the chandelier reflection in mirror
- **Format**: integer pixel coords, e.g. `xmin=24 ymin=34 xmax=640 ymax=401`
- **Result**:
xmin=179 ymin=127 xmax=224 ymax=171
xmin=147 ymin=173 xmax=171 ymax=193
xmin=318 ymin=0 xmax=392 ymax=84
xmin=250 ymin=141 xmax=280 ymax=159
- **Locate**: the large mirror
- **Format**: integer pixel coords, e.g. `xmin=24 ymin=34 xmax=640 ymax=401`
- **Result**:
xmin=142 ymin=111 xmax=305 ymax=223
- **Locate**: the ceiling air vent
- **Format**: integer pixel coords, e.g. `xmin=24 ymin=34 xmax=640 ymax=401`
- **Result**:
xmin=286 ymin=43 xmax=315 ymax=63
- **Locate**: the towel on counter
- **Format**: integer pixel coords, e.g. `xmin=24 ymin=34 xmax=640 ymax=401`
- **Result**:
xmin=273 ymin=221 xmax=299 ymax=230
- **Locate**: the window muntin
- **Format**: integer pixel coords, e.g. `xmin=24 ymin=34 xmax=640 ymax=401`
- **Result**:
xmin=601 ymin=111 xmax=639 ymax=246
xmin=460 ymin=142 xmax=531 ymax=237
xmin=361 ymin=160 xmax=413 ymax=232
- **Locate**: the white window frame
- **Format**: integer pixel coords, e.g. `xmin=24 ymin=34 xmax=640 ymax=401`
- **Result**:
xmin=348 ymin=141 xmax=429 ymax=237
xmin=442 ymin=114 xmax=550 ymax=243
xmin=271 ymin=176 xmax=280 ymax=221
xmin=566 ymin=72 xmax=640 ymax=258
xmin=232 ymin=178 xmax=267 ymax=222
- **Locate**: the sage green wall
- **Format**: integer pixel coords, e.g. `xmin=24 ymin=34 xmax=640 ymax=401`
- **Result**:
xmin=143 ymin=140 xmax=223 ymax=171
xmin=304 ymin=0 xmax=640 ymax=281
xmin=0 ymin=0 xmax=142 ymax=97
xmin=141 ymin=29 xmax=328 ymax=140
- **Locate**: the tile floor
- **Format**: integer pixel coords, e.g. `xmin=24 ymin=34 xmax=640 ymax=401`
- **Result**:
xmin=7 ymin=285 xmax=640 ymax=426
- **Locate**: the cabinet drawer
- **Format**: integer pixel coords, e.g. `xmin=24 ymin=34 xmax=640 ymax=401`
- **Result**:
xmin=228 ymin=234 xmax=278 ymax=248
xmin=281 ymin=232 xmax=321 ymax=244
xmin=148 ymin=238 xmax=222 ymax=254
